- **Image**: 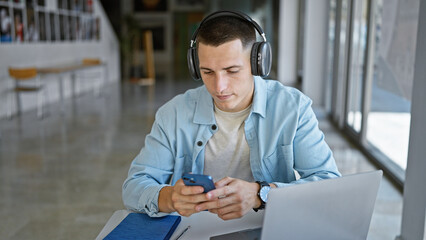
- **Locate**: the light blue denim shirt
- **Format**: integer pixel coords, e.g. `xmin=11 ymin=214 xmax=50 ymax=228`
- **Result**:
xmin=123 ymin=76 xmax=341 ymax=217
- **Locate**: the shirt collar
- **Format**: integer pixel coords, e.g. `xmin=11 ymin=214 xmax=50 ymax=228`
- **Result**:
xmin=252 ymin=76 xmax=267 ymax=118
xmin=193 ymin=76 xmax=267 ymax=124
xmin=193 ymin=86 xmax=216 ymax=124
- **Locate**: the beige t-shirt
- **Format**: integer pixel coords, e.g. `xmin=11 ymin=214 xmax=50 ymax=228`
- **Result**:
xmin=203 ymin=104 xmax=254 ymax=183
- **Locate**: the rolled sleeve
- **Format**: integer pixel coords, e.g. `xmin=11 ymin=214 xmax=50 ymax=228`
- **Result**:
xmin=138 ymin=184 xmax=170 ymax=217
xmin=291 ymin=96 xmax=341 ymax=183
xmin=122 ymin=111 xmax=176 ymax=217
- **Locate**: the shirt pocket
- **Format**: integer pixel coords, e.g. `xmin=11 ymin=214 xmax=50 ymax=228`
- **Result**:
xmin=264 ymin=144 xmax=295 ymax=182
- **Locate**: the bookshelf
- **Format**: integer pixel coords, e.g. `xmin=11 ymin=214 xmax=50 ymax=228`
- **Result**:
xmin=0 ymin=0 xmax=99 ymax=43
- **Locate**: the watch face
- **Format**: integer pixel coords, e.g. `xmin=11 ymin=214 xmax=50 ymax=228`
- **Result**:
xmin=260 ymin=186 xmax=271 ymax=202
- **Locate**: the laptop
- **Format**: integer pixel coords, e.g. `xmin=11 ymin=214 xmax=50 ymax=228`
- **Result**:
xmin=210 ymin=170 xmax=382 ymax=240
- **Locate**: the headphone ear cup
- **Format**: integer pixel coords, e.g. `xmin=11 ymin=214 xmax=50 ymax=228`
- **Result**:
xmin=250 ymin=42 xmax=261 ymax=76
xmin=187 ymin=47 xmax=201 ymax=80
xmin=251 ymin=42 xmax=272 ymax=78
xmin=259 ymin=42 xmax=272 ymax=77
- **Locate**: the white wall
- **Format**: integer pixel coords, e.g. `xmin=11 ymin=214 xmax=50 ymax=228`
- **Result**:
xmin=278 ymin=0 xmax=299 ymax=86
xmin=302 ymin=0 xmax=329 ymax=106
xmin=399 ymin=0 xmax=426 ymax=238
xmin=0 ymin=0 xmax=120 ymax=119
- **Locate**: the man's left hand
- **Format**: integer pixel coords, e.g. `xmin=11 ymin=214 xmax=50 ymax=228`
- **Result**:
xmin=195 ymin=177 xmax=261 ymax=220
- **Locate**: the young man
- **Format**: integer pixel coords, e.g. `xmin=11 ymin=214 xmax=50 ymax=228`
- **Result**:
xmin=122 ymin=11 xmax=340 ymax=220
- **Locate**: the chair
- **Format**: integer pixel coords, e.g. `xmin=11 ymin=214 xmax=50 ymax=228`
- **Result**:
xmin=129 ymin=30 xmax=155 ymax=86
xmin=82 ymin=58 xmax=101 ymax=65
xmin=8 ymin=67 xmax=47 ymax=119
xmin=74 ymin=58 xmax=105 ymax=97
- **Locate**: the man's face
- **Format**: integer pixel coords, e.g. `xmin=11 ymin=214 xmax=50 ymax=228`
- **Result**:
xmin=198 ymin=39 xmax=254 ymax=112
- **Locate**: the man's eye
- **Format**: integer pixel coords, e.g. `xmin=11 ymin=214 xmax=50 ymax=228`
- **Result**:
xmin=203 ymin=71 xmax=212 ymax=75
xmin=228 ymin=70 xmax=239 ymax=74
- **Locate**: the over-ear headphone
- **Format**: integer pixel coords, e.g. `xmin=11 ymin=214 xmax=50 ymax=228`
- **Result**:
xmin=187 ymin=10 xmax=272 ymax=81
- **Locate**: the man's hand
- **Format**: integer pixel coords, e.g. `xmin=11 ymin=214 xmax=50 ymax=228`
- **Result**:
xmin=159 ymin=179 xmax=210 ymax=217
xmin=194 ymin=177 xmax=261 ymax=220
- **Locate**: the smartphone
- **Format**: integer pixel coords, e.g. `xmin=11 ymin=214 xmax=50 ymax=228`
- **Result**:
xmin=182 ymin=173 xmax=216 ymax=193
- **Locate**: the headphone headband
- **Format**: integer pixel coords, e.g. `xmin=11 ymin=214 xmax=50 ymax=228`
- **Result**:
xmin=187 ymin=10 xmax=272 ymax=80
xmin=190 ymin=10 xmax=267 ymax=48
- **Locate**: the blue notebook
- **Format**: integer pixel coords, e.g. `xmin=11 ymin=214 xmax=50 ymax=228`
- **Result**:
xmin=104 ymin=213 xmax=181 ymax=240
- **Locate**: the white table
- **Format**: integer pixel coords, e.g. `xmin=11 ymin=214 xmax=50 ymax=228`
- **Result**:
xmin=96 ymin=210 xmax=264 ymax=240
xmin=38 ymin=62 xmax=107 ymax=113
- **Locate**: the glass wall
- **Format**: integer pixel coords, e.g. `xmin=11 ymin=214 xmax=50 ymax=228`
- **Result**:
xmin=333 ymin=0 xmax=349 ymax=125
xmin=366 ymin=0 xmax=419 ymax=170
xmin=327 ymin=0 xmax=421 ymax=183
xmin=325 ymin=0 xmax=336 ymax=114
xmin=346 ymin=0 xmax=368 ymax=133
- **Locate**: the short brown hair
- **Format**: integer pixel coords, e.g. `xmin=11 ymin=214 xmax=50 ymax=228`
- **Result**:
xmin=196 ymin=15 xmax=256 ymax=50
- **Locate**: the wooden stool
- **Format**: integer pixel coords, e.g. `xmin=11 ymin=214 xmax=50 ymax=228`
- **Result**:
xmin=8 ymin=67 xmax=47 ymax=118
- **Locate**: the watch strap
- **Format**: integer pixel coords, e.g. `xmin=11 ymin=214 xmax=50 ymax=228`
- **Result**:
xmin=253 ymin=181 xmax=269 ymax=212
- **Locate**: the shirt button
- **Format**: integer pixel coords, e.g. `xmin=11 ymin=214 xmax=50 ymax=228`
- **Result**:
xmin=211 ymin=124 xmax=217 ymax=131
xmin=197 ymin=141 xmax=203 ymax=147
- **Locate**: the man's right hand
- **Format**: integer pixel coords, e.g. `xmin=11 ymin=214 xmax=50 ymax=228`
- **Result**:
xmin=159 ymin=179 xmax=210 ymax=217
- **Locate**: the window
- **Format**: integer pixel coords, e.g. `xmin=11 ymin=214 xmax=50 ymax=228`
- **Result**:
xmin=325 ymin=0 xmax=337 ymax=114
xmin=328 ymin=0 xmax=421 ymax=184
xmin=332 ymin=0 xmax=350 ymax=126
xmin=346 ymin=0 xmax=368 ymax=133
xmin=366 ymin=0 xmax=419 ymax=170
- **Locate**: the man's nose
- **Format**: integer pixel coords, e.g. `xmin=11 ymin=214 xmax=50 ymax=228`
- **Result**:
xmin=215 ymin=73 xmax=228 ymax=93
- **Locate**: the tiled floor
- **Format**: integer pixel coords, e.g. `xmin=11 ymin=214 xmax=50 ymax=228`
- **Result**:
xmin=315 ymin=111 xmax=403 ymax=240
xmin=0 ymin=79 xmax=403 ymax=239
